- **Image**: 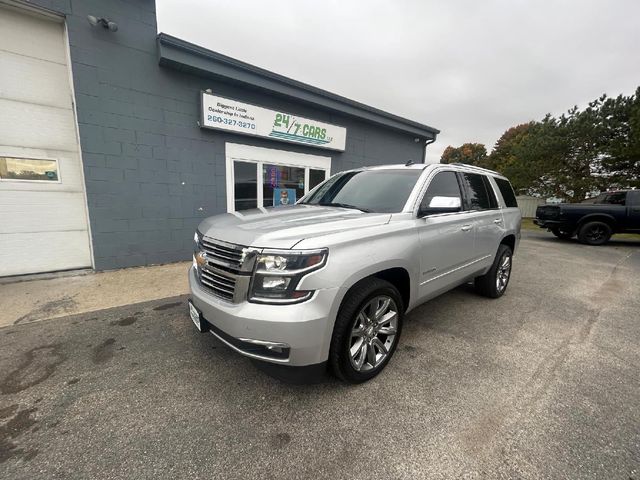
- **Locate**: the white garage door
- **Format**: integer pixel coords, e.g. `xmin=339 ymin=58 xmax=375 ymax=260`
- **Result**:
xmin=0 ymin=5 xmax=92 ymax=276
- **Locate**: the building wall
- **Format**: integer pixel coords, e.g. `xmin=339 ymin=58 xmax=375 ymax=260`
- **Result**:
xmin=31 ymin=0 xmax=425 ymax=270
xmin=516 ymin=195 xmax=545 ymax=218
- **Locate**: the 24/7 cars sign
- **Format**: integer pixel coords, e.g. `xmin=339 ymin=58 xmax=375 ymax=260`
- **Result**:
xmin=200 ymin=92 xmax=346 ymax=151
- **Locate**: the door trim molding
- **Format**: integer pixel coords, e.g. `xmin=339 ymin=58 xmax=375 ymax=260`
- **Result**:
xmin=419 ymin=254 xmax=491 ymax=286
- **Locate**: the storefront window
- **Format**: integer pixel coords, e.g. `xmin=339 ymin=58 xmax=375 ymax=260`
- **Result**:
xmin=262 ymin=164 xmax=305 ymax=207
xmin=309 ymin=169 xmax=326 ymax=190
xmin=227 ymin=146 xmax=330 ymax=213
xmin=233 ymin=161 xmax=257 ymax=211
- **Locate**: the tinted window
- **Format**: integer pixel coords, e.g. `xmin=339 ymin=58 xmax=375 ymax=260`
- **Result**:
xmin=495 ymin=177 xmax=518 ymax=207
xmin=461 ymin=173 xmax=494 ymax=210
xmin=420 ymin=171 xmax=462 ymax=210
xmin=482 ymin=176 xmax=499 ymax=208
xmin=302 ymin=169 xmax=422 ymax=213
xmin=602 ymin=192 xmax=626 ymax=205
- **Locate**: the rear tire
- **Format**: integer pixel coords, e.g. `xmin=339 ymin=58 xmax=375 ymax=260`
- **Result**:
xmin=474 ymin=244 xmax=513 ymax=298
xmin=329 ymin=278 xmax=404 ymax=384
xmin=551 ymin=227 xmax=573 ymax=239
xmin=577 ymin=221 xmax=612 ymax=246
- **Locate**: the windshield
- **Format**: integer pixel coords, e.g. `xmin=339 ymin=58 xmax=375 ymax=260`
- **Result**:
xmin=301 ymin=169 xmax=423 ymax=213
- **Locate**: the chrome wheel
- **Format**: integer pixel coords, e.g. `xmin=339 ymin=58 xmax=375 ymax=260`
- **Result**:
xmin=349 ymin=295 xmax=398 ymax=372
xmin=496 ymin=252 xmax=511 ymax=293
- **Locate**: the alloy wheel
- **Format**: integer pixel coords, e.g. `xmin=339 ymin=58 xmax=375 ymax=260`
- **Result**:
xmin=496 ymin=253 xmax=512 ymax=293
xmin=586 ymin=226 xmax=605 ymax=242
xmin=349 ymin=295 xmax=398 ymax=372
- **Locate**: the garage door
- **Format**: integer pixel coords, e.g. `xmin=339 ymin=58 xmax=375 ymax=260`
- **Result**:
xmin=0 ymin=5 xmax=92 ymax=276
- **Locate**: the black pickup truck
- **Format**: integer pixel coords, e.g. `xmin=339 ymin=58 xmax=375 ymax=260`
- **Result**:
xmin=534 ymin=190 xmax=640 ymax=245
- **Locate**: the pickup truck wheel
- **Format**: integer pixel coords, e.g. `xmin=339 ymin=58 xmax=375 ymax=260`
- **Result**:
xmin=577 ymin=221 xmax=612 ymax=245
xmin=329 ymin=278 xmax=404 ymax=383
xmin=474 ymin=244 xmax=512 ymax=298
xmin=551 ymin=227 xmax=573 ymax=239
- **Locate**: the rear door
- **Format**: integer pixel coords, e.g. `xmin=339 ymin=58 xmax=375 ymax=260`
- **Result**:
xmin=627 ymin=191 xmax=640 ymax=231
xmin=417 ymin=170 xmax=476 ymax=300
xmin=458 ymin=172 xmax=504 ymax=269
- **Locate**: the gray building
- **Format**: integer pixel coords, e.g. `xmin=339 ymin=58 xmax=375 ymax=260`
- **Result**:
xmin=0 ymin=0 xmax=439 ymax=276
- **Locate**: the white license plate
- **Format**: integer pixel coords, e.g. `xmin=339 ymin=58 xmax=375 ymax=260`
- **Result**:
xmin=189 ymin=302 xmax=202 ymax=332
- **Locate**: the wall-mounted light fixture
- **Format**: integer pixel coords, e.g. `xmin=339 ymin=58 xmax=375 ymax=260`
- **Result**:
xmin=87 ymin=15 xmax=118 ymax=32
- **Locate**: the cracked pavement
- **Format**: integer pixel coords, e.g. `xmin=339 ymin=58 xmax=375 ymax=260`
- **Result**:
xmin=0 ymin=231 xmax=639 ymax=479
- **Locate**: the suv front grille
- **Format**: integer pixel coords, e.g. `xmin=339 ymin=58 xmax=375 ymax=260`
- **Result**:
xmin=197 ymin=237 xmax=253 ymax=303
xmin=200 ymin=237 xmax=245 ymax=272
xmin=199 ymin=266 xmax=236 ymax=301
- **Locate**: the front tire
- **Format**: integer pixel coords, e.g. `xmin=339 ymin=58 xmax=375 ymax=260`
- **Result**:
xmin=474 ymin=244 xmax=513 ymax=298
xmin=329 ymin=278 xmax=404 ymax=384
xmin=577 ymin=221 xmax=612 ymax=245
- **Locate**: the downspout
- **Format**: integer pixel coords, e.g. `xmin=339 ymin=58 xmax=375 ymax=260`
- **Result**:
xmin=423 ymin=137 xmax=436 ymax=163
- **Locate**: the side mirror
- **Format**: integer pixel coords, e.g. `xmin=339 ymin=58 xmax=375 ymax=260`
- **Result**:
xmin=419 ymin=196 xmax=461 ymax=217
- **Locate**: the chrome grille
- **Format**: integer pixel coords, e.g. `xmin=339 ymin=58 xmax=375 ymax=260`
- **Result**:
xmin=200 ymin=266 xmax=236 ymax=301
xmin=197 ymin=236 xmax=252 ymax=302
xmin=200 ymin=237 xmax=245 ymax=272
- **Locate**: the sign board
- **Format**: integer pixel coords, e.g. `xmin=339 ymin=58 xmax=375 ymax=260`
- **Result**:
xmin=201 ymin=92 xmax=346 ymax=151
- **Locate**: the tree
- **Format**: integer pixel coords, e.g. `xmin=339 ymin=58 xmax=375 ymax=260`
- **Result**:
xmin=594 ymin=87 xmax=640 ymax=188
xmin=485 ymin=123 xmax=534 ymax=172
xmin=440 ymin=143 xmax=487 ymax=166
xmin=484 ymin=87 xmax=640 ymax=201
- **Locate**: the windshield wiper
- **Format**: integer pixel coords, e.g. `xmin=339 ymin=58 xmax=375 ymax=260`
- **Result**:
xmin=318 ymin=202 xmax=372 ymax=213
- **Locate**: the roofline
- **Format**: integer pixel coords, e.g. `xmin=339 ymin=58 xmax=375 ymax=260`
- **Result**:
xmin=156 ymin=33 xmax=440 ymax=140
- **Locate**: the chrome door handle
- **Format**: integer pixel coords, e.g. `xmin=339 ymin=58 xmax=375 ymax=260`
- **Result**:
xmin=461 ymin=224 xmax=472 ymax=232
xmin=494 ymin=218 xmax=503 ymax=224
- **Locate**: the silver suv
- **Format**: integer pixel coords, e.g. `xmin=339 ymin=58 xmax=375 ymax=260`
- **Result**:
xmin=188 ymin=163 xmax=521 ymax=383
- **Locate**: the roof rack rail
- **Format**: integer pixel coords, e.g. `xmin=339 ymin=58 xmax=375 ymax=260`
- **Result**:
xmin=449 ymin=163 xmax=501 ymax=176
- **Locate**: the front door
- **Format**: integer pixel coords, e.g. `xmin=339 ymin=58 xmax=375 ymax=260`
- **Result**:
xmin=417 ymin=170 xmax=476 ymax=300
xmin=225 ymin=143 xmax=330 ymax=213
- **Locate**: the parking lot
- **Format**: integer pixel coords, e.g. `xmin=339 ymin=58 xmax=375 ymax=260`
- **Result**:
xmin=1 ymin=230 xmax=639 ymax=480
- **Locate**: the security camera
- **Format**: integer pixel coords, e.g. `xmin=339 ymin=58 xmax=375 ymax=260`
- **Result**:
xmin=87 ymin=15 xmax=118 ymax=32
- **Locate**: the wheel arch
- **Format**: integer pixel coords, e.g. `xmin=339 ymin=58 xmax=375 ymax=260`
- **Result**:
xmin=500 ymin=233 xmax=516 ymax=254
xmin=339 ymin=266 xmax=412 ymax=315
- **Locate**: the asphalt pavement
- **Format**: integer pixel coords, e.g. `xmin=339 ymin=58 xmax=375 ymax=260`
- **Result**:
xmin=1 ymin=231 xmax=639 ymax=479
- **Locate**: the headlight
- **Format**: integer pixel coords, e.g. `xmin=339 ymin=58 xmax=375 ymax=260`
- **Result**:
xmin=192 ymin=230 xmax=204 ymax=272
xmin=249 ymin=249 xmax=328 ymax=304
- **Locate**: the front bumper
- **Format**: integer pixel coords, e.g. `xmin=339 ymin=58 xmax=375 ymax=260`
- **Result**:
xmin=188 ymin=267 xmax=339 ymax=367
